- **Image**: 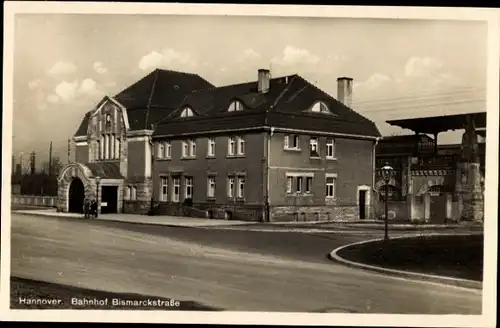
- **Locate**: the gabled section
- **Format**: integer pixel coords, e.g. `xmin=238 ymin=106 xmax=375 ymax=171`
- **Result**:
xmin=90 ymin=96 xmax=130 ymax=131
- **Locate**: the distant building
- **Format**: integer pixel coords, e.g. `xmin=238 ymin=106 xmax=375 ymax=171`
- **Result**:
xmin=374 ymin=112 xmax=486 ymax=223
xmin=57 ymin=68 xmax=381 ymax=221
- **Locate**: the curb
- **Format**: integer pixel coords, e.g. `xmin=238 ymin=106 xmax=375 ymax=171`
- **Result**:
xmin=11 ymin=210 xmax=256 ymax=229
xmin=329 ymin=232 xmax=483 ymax=290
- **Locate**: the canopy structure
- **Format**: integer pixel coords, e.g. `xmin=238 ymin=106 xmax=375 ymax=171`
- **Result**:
xmin=385 ymin=111 xmax=487 ymax=153
xmin=386 ymin=111 xmax=486 ymax=135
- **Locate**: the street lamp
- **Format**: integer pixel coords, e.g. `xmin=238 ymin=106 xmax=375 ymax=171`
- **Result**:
xmin=95 ymin=176 xmax=101 ymax=218
xmin=380 ymin=163 xmax=395 ymax=241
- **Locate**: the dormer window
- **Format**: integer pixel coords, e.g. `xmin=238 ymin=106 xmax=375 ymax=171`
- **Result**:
xmin=228 ymin=100 xmax=244 ymax=112
xmin=180 ymin=107 xmax=194 ymax=117
xmin=311 ymin=101 xmax=330 ymax=114
xmin=105 ymin=114 xmax=112 ymax=126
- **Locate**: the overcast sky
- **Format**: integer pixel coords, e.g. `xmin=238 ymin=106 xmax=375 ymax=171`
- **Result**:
xmin=12 ymin=14 xmax=487 ymax=168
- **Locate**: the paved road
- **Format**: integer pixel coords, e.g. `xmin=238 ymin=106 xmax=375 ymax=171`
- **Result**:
xmin=11 ymin=214 xmax=481 ymax=314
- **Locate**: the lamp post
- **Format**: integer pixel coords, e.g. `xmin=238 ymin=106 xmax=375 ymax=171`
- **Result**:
xmin=95 ymin=176 xmax=101 ymax=218
xmin=380 ymin=163 xmax=395 ymax=241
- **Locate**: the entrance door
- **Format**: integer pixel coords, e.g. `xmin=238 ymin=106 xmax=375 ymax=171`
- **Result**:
xmin=430 ymin=194 xmax=447 ymax=224
xmin=101 ymin=186 xmax=118 ymax=214
xmin=68 ymin=178 xmax=85 ymax=213
xmin=359 ymin=190 xmax=367 ymax=220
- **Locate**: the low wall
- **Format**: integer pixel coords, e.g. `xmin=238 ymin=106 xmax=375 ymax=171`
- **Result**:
xmin=11 ymin=195 xmax=57 ymax=207
xmin=270 ymin=205 xmax=361 ymax=222
xmin=373 ymin=200 xmax=409 ymax=222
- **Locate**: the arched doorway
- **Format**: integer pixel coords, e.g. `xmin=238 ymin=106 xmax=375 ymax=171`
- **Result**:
xmin=68 ymin=177 xmax=85 ymax=213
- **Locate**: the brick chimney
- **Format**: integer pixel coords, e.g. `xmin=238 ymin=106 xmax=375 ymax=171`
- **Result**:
xmin=337 ymin=77 xmax=353 ymax=108
xmin=258 ymin=69 xmax=271 ymax=93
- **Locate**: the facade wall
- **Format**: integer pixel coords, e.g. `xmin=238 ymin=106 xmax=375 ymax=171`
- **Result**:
xmin=267 ymin=132 xmax=375 ymax=221
xmin=75 ymin=145 xmax=89 ymax=163
xmin=151 ymin=132 xmax=266 ymax=220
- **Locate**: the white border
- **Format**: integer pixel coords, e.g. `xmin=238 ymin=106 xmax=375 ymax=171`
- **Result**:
xmin=2 ymin=3 xmax=499 ymax=327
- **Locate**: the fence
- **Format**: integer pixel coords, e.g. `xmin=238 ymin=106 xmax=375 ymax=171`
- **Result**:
xmin=11 ymin=195 xmax=57 ymax=207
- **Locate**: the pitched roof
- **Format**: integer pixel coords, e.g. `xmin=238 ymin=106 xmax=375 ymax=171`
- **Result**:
xmin=74 ymin=111 xmax=91 ymax=137
xmin=83 ymin=162 xmax=124 ymax=179
xmin=154 ymin=74 xmax=381 ymax=138
xmin=114 ymin=69 xmax=214 ymax=130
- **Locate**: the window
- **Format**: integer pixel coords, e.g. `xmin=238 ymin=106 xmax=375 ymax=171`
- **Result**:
xmin=104 ymin=134 xmax=109 ymax=159
xmin=296 ymin=177 xmax=303 ymax=193
xmin=105 ymin=114 xmax=112 ymax=125
xmin=110 ymin=134 xmax=115 ymax=159
xmin=185 ymin=177 xmax=193 ymax=199
xmin=180 ymin=107 xmax=194 ymax=117
xmin=237 ymin=176 xmax=245 ymax=198
xmin=311 ymin=101 xmax=330 ymax=113
xmin=182 ymin=141 xmax=189 ymax=158
xmin=172 ymin=177 xmax=180 ymax=202
xmin=160 ymin=176 xmax=168 ymax=201
xmin=284 ymin=134 xmax=300 ymax=149
xmin=310 ymin=137 xmax=319 ymax=157
xmin=207 ymin=176 xmax=216 ymax=198
xmin=115 ymin=138 xmax=121 ymax=159
xmin=189 ymin=139 xmax=196 ymax=157
xmin=227 ymin=177 xmax=235 ymax=198
xmin=158 ymin=142 xmax=165 ymax=158
xmin=228 ymin=100 xmax=243 ymax=112
xmin=165 ymin=141 xmax=171 ymax=158
xmin=124 ymin=186 xmax=131 ymax=200
xmin=100 ymin=135 xmax=104 ymax=159
xmin=305 ymin=177 xmax=313 ymax=193
xmin=97 ymin=140 xmax=101 ymax=160
xmin=326 ymin=177 xmax=336 ymax=198
xmin=228 ymin=137 xmax=236 ymax=155
xmin=131 ymin=186 xmax=137 ymax=200
xmin=326 ymin=138 xmax=335 ymax=159
xmin=286 ymin=176 xmax=293 ymax=194
xmin=237 ymin=136 xmax=246 ymax=155
xmin=208 ymin=138 xmax=216 ymax=157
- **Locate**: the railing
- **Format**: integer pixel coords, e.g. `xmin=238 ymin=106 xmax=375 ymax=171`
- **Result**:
xmin=413 ymin=155 xmax=458 ymax=169
xmin=11 ymin=195 xmax=57 ymax=207
xmin=377 ymin=142 xmax=436 ymax=155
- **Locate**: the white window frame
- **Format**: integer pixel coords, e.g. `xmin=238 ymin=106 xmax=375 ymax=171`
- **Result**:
xmin=165 ymin=141 xmax=171 ymax=158
xmin=286 ymin=176 xmax=293 ymax=194
xmin=158 ymin=142 xmax=165 ymax=158
xmin=182 ymin=140 xmax=189 ymax=158
xmin=181 ymin=107 xmax=194 ymax=117
xmin=326 ymin=175 xmax=336 ymax=199
xmin=284 ymin=134 xmax=300 ymax=150
xmin=310 ymin=137 xmax=320 ymax=158
xmin=228 ymin=136 xmax=236 ymax=156
xmin=172 ymin=177 xmax=181 ymax=203
xmin=185 ymin=176 xmax=193 ymax=199
xmin=237 ymin=176 xmax=245 ymax=198
xmin=305 ymin=176 xmax=313 ymax=194
xmin=326 ymin=138 xmax=335 ymax=159
xmin=228 ymin=101 xmax=243 ymax=112
xmin=237 ymin=136 xmax=246 ymax=155
xmin=208 ymin=138 xmax=216 ymax=157
xmin=189 ymin=139 xmax=196 ymax=157
xmin=227 ymin=176 xmax=235 ymax=198
xmin=160 ymin=176 xmax=168 ymax=201
xmin=207 ymin=176 xmax=216 ymax=198
xmin=296 ymin=177 xmax=303 ymax=193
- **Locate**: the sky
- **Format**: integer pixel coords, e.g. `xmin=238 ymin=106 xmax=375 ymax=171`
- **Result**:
xmin=11 ymin=14 xmax=488 ymax=170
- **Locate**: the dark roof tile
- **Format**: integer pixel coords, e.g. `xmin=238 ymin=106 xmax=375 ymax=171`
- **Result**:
xmin=84 ymin=162 xmax=124 ymax=179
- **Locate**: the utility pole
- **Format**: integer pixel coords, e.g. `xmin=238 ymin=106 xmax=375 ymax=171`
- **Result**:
xmin=48 ymin=141 xmax=53 ymax=176
xmin=67 ymin=139 xmax=71 ymax=164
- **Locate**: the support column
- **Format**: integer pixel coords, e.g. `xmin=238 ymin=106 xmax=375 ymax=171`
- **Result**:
xmin=433 ymin=132 xmax=438 ymax=154
xmin=424 ymin=193 xmax=431 ymax=221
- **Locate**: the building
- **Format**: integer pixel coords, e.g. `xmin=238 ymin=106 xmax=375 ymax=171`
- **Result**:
xmin=57 ymin=68 xmax=381 ymax=221
xmin=373 ymin=112 xmax=486 ymax=223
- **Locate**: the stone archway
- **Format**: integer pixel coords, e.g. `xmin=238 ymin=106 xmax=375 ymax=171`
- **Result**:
xmin=57 ymin=162 xmax=96 ymax=213
xmin=68 ymin=177 xmax=85 ymax=213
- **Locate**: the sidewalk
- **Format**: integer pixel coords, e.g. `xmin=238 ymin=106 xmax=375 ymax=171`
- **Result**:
xmin=12 ymin=208 xmax=259 ymax=228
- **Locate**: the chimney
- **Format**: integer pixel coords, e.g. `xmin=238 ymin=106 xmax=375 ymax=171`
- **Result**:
xmin=337 ymin=77 xmax=353 ymax=108
xmin=258 ymin=69 xmax=271 ymax=93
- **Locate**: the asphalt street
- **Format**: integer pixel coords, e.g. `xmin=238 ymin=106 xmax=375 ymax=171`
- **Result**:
xmin=11 ymin=213 xmax=482 ymax=313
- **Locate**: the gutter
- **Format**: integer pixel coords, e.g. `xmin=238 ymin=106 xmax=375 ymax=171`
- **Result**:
xmin=372 ymin=137 xmax=380 ymax=192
